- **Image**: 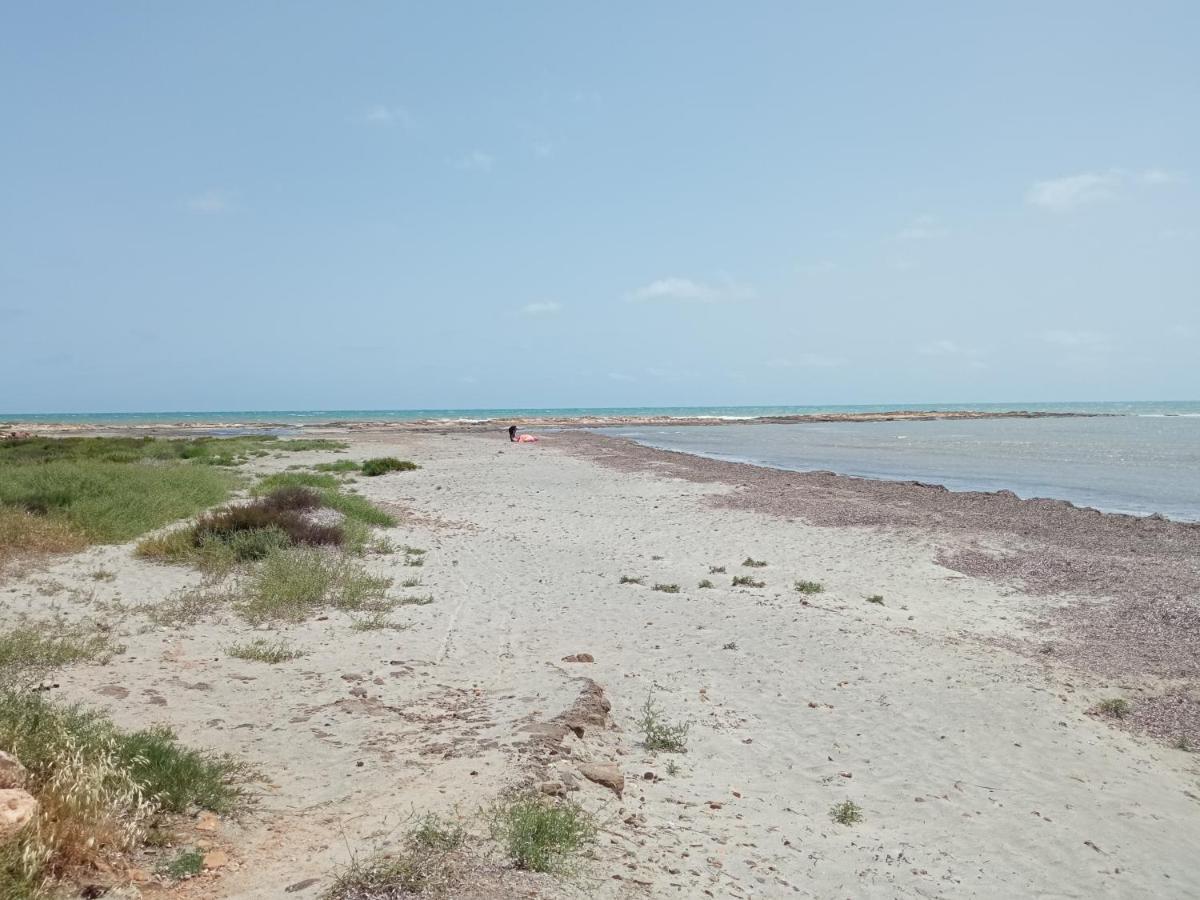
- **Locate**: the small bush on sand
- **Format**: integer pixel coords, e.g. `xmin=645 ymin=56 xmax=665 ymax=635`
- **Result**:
xmin=732 ymin=575 xmax=764 ymax=588
xmin=146 ymin=586 xmax=230 ymax=628
xmin=323 ymin=813 xmax=465 ymax=899
xmin=619 ymin=575 xmax=644 ymax=585
xmin=239 ymin=547 xmax=392 ymax=624
xmin=652 ymin=583 xmax=680 ymax=594
xmin=361 ymin=457 xmax=419 ymax=477
xmin=1095 ymin=697 xmax=1132 ymax=719
xmin=314 ymin=459 xmax=361 ymax=473
xmin=490 ymin=793 xmax=595 ymax=873
xmin=742 ymin=557 xmax=767 ymax=568
xmin=254 ymin=474 xmax=397 ymax=527
xmin=227 ymin=639 xmax=306 ymax=664
xmin=401 ymin=576 xmax=423 ymax=588
xmin=794 ymin=580 xmax=824 ymax=595
xmin=0 ymin=625 xmax=116 ymax=690
xmin=866 ymin=594 xmax=884 ymax=605
xmin=350 ymin=612 xmax=409 ymax=632
xmin=158 ymin=847 xmax=205 ymax=879
xmin=708 ymin=565 xmax=726 ymax=574
xmin=698 ymin=579 xmax=714 ymax=589
xmin=0 ymin=690 xmax=249 ymax=892
xmin=637 ymin=691 xmax=690 ymax=753
xmin=830 ymin=800 xmax=863 ymax=825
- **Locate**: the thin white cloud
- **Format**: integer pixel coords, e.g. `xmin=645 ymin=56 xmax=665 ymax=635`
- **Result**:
xmin=455 ymin=151 xmax=494 ymax=172
xmin=895 ymin=215 xmax=948 ymax=241
xmin=520 ymin=301 xmax=562 ymax=316
xmin=1026 ymin=167 xmax=1184 ymax=213
xmin=1039 ymin=329 xmax=1109 ymax=350
xmin=626 ymin=276 xmax=754 ymax=303
xmin=186 ymin=189 xmax=235 ymax=214
xmin=766 ymin=354 xmax=844 ymax=369
xmin=918 ymin=340 xmax=986 ymax=369
xmin=1140 ymin=168 xmax=1182 ymax=185
xmin=1026 ymin=171 xmax=1120 ymax=212
xmin=363 ymin=104 xmax=415 ymax=129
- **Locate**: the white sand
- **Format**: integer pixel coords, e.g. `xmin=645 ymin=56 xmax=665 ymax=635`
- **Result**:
xmin=4 ymin=432 xmax=1198 ymax=898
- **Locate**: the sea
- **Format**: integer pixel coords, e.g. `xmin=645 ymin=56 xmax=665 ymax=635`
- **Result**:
xmin=6 ymin=401 xmax=1200 ymax=522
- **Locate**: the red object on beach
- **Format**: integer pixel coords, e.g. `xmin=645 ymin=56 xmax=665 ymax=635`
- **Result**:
xmin=517 ymin=434 xmax=538 ymax=443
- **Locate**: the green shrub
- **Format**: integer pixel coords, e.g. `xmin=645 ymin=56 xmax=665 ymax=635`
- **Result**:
xmin=830 ymin=800 xmax=863 ymax=825
xmin=652 ymin=583 xmax=680 ymax=593
xmin=0 ymin=625 xmax=116 ymax=690
xmin=227 ymin=639 xmax=306 ymax=663
xmin=490 ymin=793 xmax=595 ymax=873
xmin=741 ymin=557 xmax=767 ymax=568
xmin=637 ymin=691 xmax=690 ymax=752
xmin=794 ymin=580 xmax=824 ymax=595
xmin=732 ymin=575 xmax=764 ymax=588
xmin=1095 ymin=697 xmax=1132 ymax=719
xmin=238 ymin=547 xmax=392 ymax=624
xmin=361 ymin=457 xmax=419 ymax=477
xmin=314 ymin=460 xmax=361 ymax=473
xmin=158 ymin=847 xmax=205 ymax=879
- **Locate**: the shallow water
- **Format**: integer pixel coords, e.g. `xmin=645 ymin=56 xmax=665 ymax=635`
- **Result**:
xmin=601 ymin=416 xmax=1200 ymax=522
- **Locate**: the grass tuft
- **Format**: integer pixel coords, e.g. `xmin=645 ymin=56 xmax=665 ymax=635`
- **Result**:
xmin=1095 ymin=697 xmax=1132 ymax=719
xmin=227 ymin=639 xmax=306 ymax=664
xmin=0 ymin=625 xmax=116 ymax=690
xmin=732 ymin=575 xmax=764 ymax=588
xmin=361 ymin=457 xmax=419 ymax=477
xmin=708 ymin=565 xmax=726 ymax=574
xmin=830 ymin=800 xmax=863 ymax=825
xmin=238 ymin=547 xmax=393 ymax=625
xmin=652 ymin=583 xmax=680 ymax=594
xmin=698 ymin=579 xmax=714 ymax=589
xmin=865 ymin=594 xmax=885 ymax=605
xmin=741 ymin=557 xmax=767 ymax=568
xmin=619 ymin=575 xmax=644 ymax=585
xmin=637 ymin=690 xmax=690 ymax=753
xmin=794 ymin=580 xmax=824 ymax=595
xmin=490 ymin=793 xmax=596 ymax=873
xmin=158 ymin=847 xmax=205 ymax=880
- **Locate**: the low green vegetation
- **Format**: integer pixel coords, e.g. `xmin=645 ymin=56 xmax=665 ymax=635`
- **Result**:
xmin=226 ymin=638 xmax=306 ymax=663
xmin=361 ymin=457 xmax=419 ymax=477
xmin=741 ymin=557 xmax=768 ymax=568
xmin=637 ymin=690 xmax=690 ymax=753
xmin=146 ymin=586 xmax=229 ymax=628
xmin=397 ymin=594 xmax=435 ymax=606
xmin=619 ymin=575 xmax=644 ymax=585
xmin=698 ymin=578 xmax=714 ymax=589
xmin=490 ymin=793 xmax=596 ymax=873
xmin=158 ymin=847 xmax=205 ymax=880
xmin=350 ymin=611 xmax=408 ymax=632
xmin=314 ymin=459 xmax=362 ymax=473
xmin=323 ymin=814 xmax=466 ymax=900
xmin=732 ymin=575 xmax=764 ymax=588
xmin=0 ymin=689 xmax=249 ymax=895
xmin=794 ymin=580 xmax=824 ymax=595
xmin=866 ymin=594 xmax=885 ymax=605
xmin=652 ymin=583 xmax=680 ymax=594
xmin=829 ymin=800 xmax=863 ymax=826
xmin=0 ymin=435 xmax=352 ymax=567
xmin=708 ymin=565 xmax=726 ymax=574
xmin=138 ymin=477 xmax=396 ymax=571
xmin=401 ymin=576 xmax=423 ymax=588
xmin=1095 ymin=697 xmax=1132 ymax=719
xmin=239 ymin=547 xmax=393 ymax=625
xmin=0 ymin=624 xmax=116 ymax=690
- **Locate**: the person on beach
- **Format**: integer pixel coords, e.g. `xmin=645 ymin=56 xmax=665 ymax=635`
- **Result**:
xmin=507 ymin=424 xmax=538 ymax=443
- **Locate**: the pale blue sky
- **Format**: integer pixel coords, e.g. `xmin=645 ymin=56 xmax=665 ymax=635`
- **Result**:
xmin=2 ymin=2 xmax=1197 ymax=412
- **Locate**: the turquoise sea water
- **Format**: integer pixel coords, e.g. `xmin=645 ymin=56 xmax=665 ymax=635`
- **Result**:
xmin=5 ymin=400 xmax=1200 ymax=425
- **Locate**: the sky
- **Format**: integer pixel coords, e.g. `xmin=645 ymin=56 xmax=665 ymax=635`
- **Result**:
xmin=2 ymin=2 xmax=1197 ymax=413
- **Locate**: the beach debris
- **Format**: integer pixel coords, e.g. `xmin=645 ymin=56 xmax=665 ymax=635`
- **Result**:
xmin=578 ymin=762 xmax=624 ymax=797
xmin=203 ymin=848 xmax=230 ymax=869
xmin=562 ymin=653 xmax=595 ymax=663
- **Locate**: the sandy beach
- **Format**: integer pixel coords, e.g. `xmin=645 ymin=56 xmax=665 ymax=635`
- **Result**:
xmin=4 ymin=429 xmax=1199 ymax=899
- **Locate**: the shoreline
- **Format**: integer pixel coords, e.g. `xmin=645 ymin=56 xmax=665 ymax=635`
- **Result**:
xmin=2 ymin=407 xmax=1100 ymax=433
xmin=3 ymin=430 xmax=1198 ymax=896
